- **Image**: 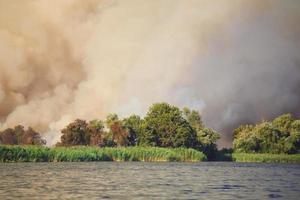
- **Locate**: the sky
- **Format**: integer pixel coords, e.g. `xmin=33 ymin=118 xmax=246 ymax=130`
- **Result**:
xmin=0 ymin=0 xmax=299 ymax=147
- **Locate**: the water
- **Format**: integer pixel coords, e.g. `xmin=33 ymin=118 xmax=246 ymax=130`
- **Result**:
xmin=0 ymin=162 xmax=299 ymax=200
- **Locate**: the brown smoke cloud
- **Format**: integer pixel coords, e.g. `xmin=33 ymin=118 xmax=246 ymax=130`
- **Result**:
xmin=0 ymin=0 xmax=299 ymax=146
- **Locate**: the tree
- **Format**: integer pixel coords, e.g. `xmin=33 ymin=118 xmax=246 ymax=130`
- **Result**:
xmin=106 ymin=113 xmax=123 ymax=126
xmin=272 ymin=114 xmax=294 ymax=138
xmin=197 ymin=128 xmax=220 ymax=149
xmin=22 ymin=127 xmax=46 ymax=145
xmin=123 ymin=115 xmax=142 ymax=146
xmin=141 ymin=103 xmax=196 ymax=148
xmin=183 ymin=107 xmax=204 ymax=130
xmin=233 ymin=125 xmax=259 ymax=153
xmin=253 ymin=122 xmax=282 ymax=153
xmin=105 ymin=114 xmax=129 ymax=146
xmin=0 ymin=126 xmax=45 ymax=145
xmin=183 ymin=107 xmax=220 ymax=159
xmin=14 ymin=125 xmax=26 ymax=144
xmin=88 ymin=120 xmax=105 ymax=146
xmin=284 ymin=119 xmax=300 ymax=153
xmin=233 ymin=114 xmax=300 ymax=154
xmin=59 ymin=119 xmax=89 ymax=146
xmin=0 ymin=128 xmax=17 ymax=145
xmin=232 ymin=124 xmax=254 ymax=139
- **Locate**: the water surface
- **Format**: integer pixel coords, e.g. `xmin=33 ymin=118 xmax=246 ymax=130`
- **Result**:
xmin=0 ymin=162 xmax=299 ymax=199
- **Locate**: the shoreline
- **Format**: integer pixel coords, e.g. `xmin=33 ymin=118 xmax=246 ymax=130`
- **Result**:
xmin=0 ymin=145 xmax=206 ymax=162
xmin=231 ymin=153 xmax=300 ymax=164
xmin=1 ymin=145 xmax=300 ymax=163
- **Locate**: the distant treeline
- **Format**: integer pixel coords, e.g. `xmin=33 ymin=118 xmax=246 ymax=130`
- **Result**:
xmin=0 ymin=125 xmax=45 ymax=146
xmin=233 ymin=114 xmax=300 ymax=154
xmin=1 ymin=103 xmax=300 ymax=158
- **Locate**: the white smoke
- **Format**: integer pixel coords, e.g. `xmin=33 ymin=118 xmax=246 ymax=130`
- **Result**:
xmin=0 ymin=0 xmax=299 ymax=147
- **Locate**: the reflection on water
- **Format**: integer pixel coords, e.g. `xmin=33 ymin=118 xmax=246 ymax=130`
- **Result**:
xmin=0 ymin=162 xmax=299 ymax=199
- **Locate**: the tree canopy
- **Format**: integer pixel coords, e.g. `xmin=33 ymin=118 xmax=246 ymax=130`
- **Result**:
xmin=2 ymin=104 xmax=299 ymax=158
xmin=0 ymin=125 xmax=46 ymax=145
xmin=183 ymin=107 xmax=220 ymax=158
xmin=123 ymin=115 xmax=142 ymax=146
xmin=54 ymin=102 xmax=220 ymax=157
xmin=140 ymin=103 xmax=197 ymax=148
xmin=233 ymin=114 xmax=300 ymax=154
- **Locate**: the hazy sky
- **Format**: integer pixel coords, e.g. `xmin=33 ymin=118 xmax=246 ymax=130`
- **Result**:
xmin=0 ymin=0 xmax=299 ymax=146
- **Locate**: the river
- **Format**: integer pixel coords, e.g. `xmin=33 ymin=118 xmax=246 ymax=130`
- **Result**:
xmin=0 ymin=162 xmax=299 ymax=199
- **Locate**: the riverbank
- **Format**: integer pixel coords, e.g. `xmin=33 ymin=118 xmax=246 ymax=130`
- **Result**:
xmin=231 ymin=153 xmax=300 ymax=163
xmin=1 ymin=145 xmax=300 ymax=163
xmin=0 ymin=145 xmax=206 ymax=162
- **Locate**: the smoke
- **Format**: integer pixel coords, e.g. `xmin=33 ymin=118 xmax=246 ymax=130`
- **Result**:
xmin=0 ymin=0 xmax=299 ymax=146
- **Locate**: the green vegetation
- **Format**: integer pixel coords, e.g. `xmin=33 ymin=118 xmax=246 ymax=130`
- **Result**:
xmin=214 ymin=149 xmax=300 ymax=163
xmin=229 ymin=114 xmax=300 ymax=163
xmin=233 ymin=114 xmax=300 ymax=154
xmin=55 ymin=103 xmax=220 ymax=159
xmin=183 ymin=107 xmax=220 ymax=159
xmin=139 ymin=103 xmax=196 ymax=148
xmin=1 ymin=103 xmax=300 ymax=163
xmin=0 ymin=145 xmax=206 ymax=162
xmin=232 ymin=153 xmax=300 ymax=163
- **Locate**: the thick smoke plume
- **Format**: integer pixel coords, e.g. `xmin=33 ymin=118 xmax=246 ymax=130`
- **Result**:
xmin=0 ymin=0 xmax=299 ymax=146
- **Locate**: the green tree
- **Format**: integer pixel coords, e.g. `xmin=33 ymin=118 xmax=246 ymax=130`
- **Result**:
xmin=183 ymin=107 xmax=220 ymax=159
xmin=253 ymin=122 xmax=282 ymax=153
xmin=272 ymin=114 xmax=293 ymax=135
xmin=232 ymin=124 xmax=254 ymax=139
xmin=284 ymin=119 xmax=300 ymax=153
xmin=197 ymin=128 xmax=220 ymax=151
xmin=123 ymin=115 xmax=142 ymax=146
xmin=233 ymin=125 xmax=259 ymax=153
xmin=141 ymin=103 xmax=196 ymax=148
xmin=183 ymin=107 xmax=204 ymax=130
xmin=233 ymin=114 xmax=300 ymax=154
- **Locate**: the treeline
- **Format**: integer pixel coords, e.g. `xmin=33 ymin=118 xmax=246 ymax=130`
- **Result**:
xmin=0 ymin=125 xmax=45 ymax=145
xmin=56 ymin=103 xmax=220 ymax=159
xmin=1 ymin=102 xmax=300 ymax=158
xmin=0 ymin=103 xmax=219 ymax=158
xmin=233 ymin=114 xmax=300 ymax=154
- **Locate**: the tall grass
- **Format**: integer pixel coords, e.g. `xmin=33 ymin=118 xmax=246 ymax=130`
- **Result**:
xmin=232 ymin=153 xmax=300 ymax=163
xmin=0 ymin=145 xmax=206 ymax=162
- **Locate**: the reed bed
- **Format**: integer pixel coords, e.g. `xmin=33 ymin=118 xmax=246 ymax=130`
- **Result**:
xmin=0 ymin=145 xmax=206 ymax=162
xmin=232 ymin=153 xmax=300 ymax=163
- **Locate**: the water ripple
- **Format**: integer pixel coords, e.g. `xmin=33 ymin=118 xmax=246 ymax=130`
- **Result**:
xmin=0 ymin=162 xmax=299 ymax=200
